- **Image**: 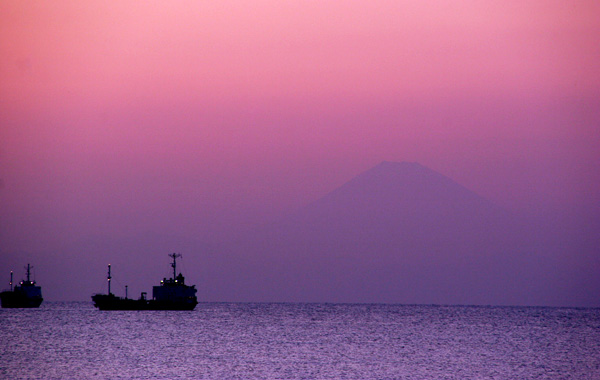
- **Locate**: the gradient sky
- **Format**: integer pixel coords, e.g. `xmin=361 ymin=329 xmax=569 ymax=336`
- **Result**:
xmin=1 ymin=1 xmax=599 ymax=303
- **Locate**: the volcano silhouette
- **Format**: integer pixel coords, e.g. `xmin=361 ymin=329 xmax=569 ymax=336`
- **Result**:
xmin=288 ymin=161 xmax=502 ymax=239
xmin=228 ymin=161 xmax=525 ymax=304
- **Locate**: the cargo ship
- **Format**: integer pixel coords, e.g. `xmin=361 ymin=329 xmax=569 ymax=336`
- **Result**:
xmin=92 ymin=253 xmax=198 ymax=311
xmin=0 ymin=264 xmax=43 ymax=308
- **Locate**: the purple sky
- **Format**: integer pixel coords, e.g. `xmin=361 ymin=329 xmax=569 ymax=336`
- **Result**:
xmin=1 ymin=1 xmax=599 ymax=305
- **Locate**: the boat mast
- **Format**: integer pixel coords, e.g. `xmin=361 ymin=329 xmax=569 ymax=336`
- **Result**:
xmin=26 ymin=264 xmax=32 ymax=283
xmin=169 ymin=253 xmax=182 ymax=280
xmin=107 ymin=264 xmax=112 ymax=295
xmin=10 ymin=271 xmax=13 ymax=291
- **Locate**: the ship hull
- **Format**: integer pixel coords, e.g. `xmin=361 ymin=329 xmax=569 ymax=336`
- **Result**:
xmin=0 ymin=291 xmax=43 ymax=308
xmin=92 ymin=294 xmax=197 ymax=311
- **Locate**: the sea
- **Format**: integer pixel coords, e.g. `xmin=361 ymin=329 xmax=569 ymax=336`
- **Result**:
xmin=1 ymin=302 xmax=599 ymax=380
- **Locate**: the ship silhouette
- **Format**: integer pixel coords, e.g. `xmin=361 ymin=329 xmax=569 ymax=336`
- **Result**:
xmin=92 ymin=253 xmax=198 ymax=310
xmin=0 ymin=264 xmax=43 ymax=308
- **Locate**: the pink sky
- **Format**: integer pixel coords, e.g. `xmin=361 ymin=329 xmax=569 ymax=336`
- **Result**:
xmin=2 ymin=1 xmax=599 ymax=229
xmin=0 ymin=2 xmax=599 ymax=303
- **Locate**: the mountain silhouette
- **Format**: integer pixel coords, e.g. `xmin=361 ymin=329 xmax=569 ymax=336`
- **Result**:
xmin=287 ymin=161 xmax=504 ymax=240
xmin=308 ymin=161 xmax=486 ymax=204
xmin=226 ymin=161 xmax=531 ymax=304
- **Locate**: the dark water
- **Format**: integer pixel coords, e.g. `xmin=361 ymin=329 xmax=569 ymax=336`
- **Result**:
xmin=1 ymin=302 xmax=599 ymax=379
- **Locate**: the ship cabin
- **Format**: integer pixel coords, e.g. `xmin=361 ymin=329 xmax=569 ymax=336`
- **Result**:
xmin=153 ymin=273 xmax=197 ymax=303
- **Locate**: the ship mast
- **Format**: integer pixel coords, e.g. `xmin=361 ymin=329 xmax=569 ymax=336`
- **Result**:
xmin=107 ymin=264 xmax=112 ymax=295
xmin=26 ymin=264 xmax=32 ymax=283
xmin=169 ymin=253 xmax=182 ymax=280
xmin=10 ymin=271 xmax=13 ymax=291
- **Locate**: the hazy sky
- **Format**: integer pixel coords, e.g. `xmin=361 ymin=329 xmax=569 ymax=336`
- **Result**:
xmin=1 ymin=2 xmax=599 ymax=303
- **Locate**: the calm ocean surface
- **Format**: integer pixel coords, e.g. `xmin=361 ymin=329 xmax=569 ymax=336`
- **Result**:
xmin=1 ymin=302 xmax=599 ymax=379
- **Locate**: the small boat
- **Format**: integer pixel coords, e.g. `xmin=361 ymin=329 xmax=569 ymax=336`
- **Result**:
xmin=92 ymin=253 xmax=198 ymax=311
xmin=0 ymin=264 xmax=43 ymax=308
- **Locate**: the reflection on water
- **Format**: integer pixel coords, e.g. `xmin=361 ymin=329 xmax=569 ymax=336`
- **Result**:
xmin=1 ymin=302 xmax=599 ymax=379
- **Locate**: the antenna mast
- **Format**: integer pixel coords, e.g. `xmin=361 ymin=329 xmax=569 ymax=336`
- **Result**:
xmin=107 ymin=264 xmax=112 ymax=295
xmin=169 ymin=253 xmax=182 ymax=279
xmin=26 ymin=264 xmax=32 ymax=283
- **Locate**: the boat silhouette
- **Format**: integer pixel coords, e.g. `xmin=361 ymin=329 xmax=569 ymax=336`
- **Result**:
xmin=92 ymin=253 xmax=198 ymax=310
xmin=0 ymin=264 xmax=43 ymax=308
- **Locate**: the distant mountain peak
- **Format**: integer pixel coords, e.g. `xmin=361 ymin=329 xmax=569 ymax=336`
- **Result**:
xmin=369 ymin=161 xmax=428 ymax=177
xmin=379 ymin=160 xmax=421 ymax=167
xmin=327 ymin=161 xmax=486 ymax=204
xmin=374 ymin=161 xmax=423 ymax=170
